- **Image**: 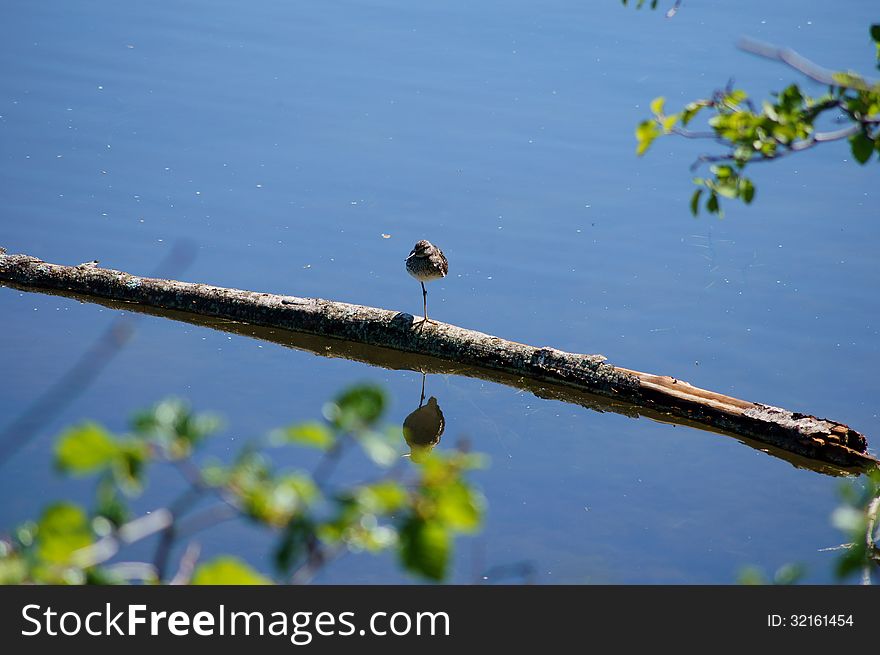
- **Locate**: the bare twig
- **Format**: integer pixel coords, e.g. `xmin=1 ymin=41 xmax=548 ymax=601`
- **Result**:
xmin=153 ymin=485 xmax=204 ymax=580
xmin=665 ymin=0 xmax=683 ymax=18
xmin=169 ymin=542 xmax=201 ymax=585
xmin=738 ymin=38 xmax=880 ymax=92
xmin=290 ymin=540 xmax=345 ymax=585
xmin=73 ymin=509 xmax=173 ymax=568
xmin=175 ymin=503 xmax=239 ymax=541
xmin=102 ymin=561 xmax=158 ymax=582
xmin=863 ymin=495 xmax=880 ymax=585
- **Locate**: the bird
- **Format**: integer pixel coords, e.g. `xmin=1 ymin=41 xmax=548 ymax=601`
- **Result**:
xmin=402 ymin=372 xmax=445 ymax=462
xmin=403 ymin=396 xmax=445 ymax=462
xmin=405 ymin=240 xmax=448 ymax=324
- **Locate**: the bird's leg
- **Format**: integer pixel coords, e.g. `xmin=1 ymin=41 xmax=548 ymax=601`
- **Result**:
xmin=418 ymin=371 xmax=426 ymax=407
xmin=421 ymin=282 xmax=431 ymax=323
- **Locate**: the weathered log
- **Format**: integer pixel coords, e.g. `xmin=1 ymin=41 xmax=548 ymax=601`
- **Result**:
xmin=1 ymin=249 xmax=876 ymax=473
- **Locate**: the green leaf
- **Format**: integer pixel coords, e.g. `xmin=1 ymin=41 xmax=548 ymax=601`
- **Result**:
xmin=274 ymin=421 xmax=335 ymax=450
xmin=323 ymin=384 xmax=387 ymax=430
xmin=776 ymin=84 xmax=804 ymax=111
xmin=0 ymin=555 xmax=27 ymax=585
xmin=133 ymin=398 xmax=221 ymax=457
xmin=706 ymin=192 xmax=721 ymax=215
xmin=36 ymin=503 xmax=92 ymax=564
xmin=772 ymin=563 xmax=805 ymax=585
xmin=710 ymin=164 xmax=734 ymax=180
xmin=435 ymin=481 xmax=483 ymax=532
xmin=724 ymin=89 xmax=748 ymax=108
xmin=650 ymin=96 xmax=665 ymax=116
xmin=661 ymin=114 xmax=678 ymax=132
xmin=112 ymin=440 xmax=150 ymax=493
xmin=85 ymin=567 xmax=130 ymax=585
xmin=681 ymin=101 xmax=705 ymax=126
xmin=237 ymin=471 xmax=319 ymax=527
xmin=737 ymin=566 xmax=767 ymax=585
xmin=871 ymin=24 xmax=880 ymax=42
xmin=354 ymin=481 xmax=408 ymax=513
xmin=192 ymin=556 xmax=272 ymax=585
xmin=200 ymin=459 xmax=230 ymax=486
xmin=739 ymin=177 xmax=756 ymax=204
xmin=635 ymin=120 xmax=661 ymax=156
xmin=274 ymin=519 xmax=314 ymax=574
xmin=621 ymin=1 xmax=658 ymax=8
xmin=358 ymin=430 xmax=399 ymax=467
xmin=95 ymin=476 xmax=130 ymax=527
xmin=830 ymin=506 xmax=864 ymax=533
xmin=689 ymin=189 xmax=703 ymax=216
xmin=714 ymin=183 xmax=739 ymax=200
xmin=832 ymin=71 xmax=868 ymax=89
xmin=849 ymin=131 xmax=873 ymax=164
xmin=55 ymin=423 xmax=119 ymax=475
xmin=398 ymin=518 xmax=450 ymax=581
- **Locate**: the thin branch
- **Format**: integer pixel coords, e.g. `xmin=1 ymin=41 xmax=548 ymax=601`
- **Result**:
xmin=175 ymin=503 xmax=238 ymax=541
xmin=670 ymin=127 xmax=724 ymax=140
xmin=289 ymin=539 xmax=345 ymax=585
xmin=155 ymin=502 xmax=236 ymax=580
xmin=169 ymin=542 xmax=201 ymax=585
xmin=665 ymin=0 xmax=683 ymax=19
xmin=73 ymin=509 xmax=173 ymax=568
xmin=311 ymin=438 xmax=348 ymax=490
xmin=153 ymin=485 xmax=205 ymax=580
xmin=688 ymin=122 xmax=862 ymax=171
xmin=102 ymin=561 xmax=158 ymax=582
xmin=812 ymin=124 xmax=862 ymax=143
xmin=738 ymin=38 xmax=880 ymax=92
xmin=863 ymin=495 xmax=880 ymax=586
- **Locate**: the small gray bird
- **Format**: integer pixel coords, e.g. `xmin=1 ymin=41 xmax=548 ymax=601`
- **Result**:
xmin=405 ymin=240 xmax=448 ymax=323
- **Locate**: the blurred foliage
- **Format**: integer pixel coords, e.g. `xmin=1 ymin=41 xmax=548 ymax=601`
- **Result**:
xmin=622 ymin=0 xmax=681 ymax=18
xmin=831 ymin=468 xmax=880 ymax=583
xmin=737 ymin=468 xmax=880 ymax=585
xmin=874 ymin=24 xmax=880 ymax=70
xmin=737 ymin=563 xmax=806 ymax=586
xmin=636 ymin=24 xmax=880 ymax=216
xmin=191 ymin=556 xmax=272 ymax=585
xmin=0 ymin=384 xmax=486 ymax=585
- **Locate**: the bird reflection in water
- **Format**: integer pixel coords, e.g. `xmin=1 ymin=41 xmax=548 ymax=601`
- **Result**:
xmin=402 ymin=372 xmax=445 ymax=462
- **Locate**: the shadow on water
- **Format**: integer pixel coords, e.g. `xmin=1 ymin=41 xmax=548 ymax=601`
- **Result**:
xmin=2 ymin=282 xmax=865 ymax=478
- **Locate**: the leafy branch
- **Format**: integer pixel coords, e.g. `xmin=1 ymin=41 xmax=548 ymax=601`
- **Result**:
xmin=621 ymin=0 xmax=682 ymax=18
xmin=832 ymin=469 xmax=880 ymax=585
xmin=0 ymin=385 xmax=486 ymax=584
xmin=636 ymin=26 xmax=880 ymax=216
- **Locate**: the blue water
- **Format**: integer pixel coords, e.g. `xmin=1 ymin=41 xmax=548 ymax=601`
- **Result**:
xmin=1 ymin=0 xmax=878 ymax=583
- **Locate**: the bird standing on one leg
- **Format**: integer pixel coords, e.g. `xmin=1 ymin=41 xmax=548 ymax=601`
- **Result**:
xmin=405 ymin=240 xmax=448 ymax=324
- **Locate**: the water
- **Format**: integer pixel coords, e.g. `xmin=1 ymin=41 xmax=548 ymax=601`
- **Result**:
xmin=1 ymin=0 xmax=878 ymax=583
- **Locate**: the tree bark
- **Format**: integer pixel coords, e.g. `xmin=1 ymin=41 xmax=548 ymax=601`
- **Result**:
xmin=1 ymin=250 xmax=875 ymax=473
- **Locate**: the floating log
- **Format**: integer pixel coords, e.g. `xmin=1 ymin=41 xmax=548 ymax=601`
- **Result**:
xmin=1 ymin=249 xmax=876 ymax=474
